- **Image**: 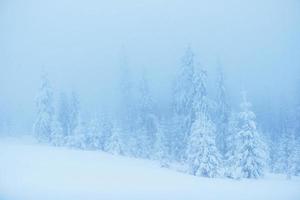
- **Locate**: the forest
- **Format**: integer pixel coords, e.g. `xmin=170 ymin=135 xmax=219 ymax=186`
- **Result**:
xmin=31 ymin=47 xmax=300 ymax=180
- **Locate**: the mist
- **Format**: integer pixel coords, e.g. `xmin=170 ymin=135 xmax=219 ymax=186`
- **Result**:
xmin=0 ymin=0 xmax=299 ymax=132
xmin=1 ymin=1 xmax=300 ymax=199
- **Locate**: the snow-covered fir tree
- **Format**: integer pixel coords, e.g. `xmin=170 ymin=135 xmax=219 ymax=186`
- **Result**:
xmin=133 ymin=125 xmax=152 ymax=158
xmin=172 ymin=46 xmax=196 ymax=161
xmin=186 ymin=113 xmax=222 ymax=177
xmin=153 ymin=117 xmax=170 ymax=167
xmin=100 ymin=114 xmax=113 ymax=152
xmin=33 ymin=73 xmax=54 ymax=143
xmin=270 ymin=105 xmax=289 ymax=173
xmin=274 ymin=114 xmax=299 ymax=178
xmin=285 ymin=132 xmax=298 ymax=179
xmin=226 ymin=92 xmax=267 ymax=179
xmin=87 ymin=118 xmax=104 ymax=150
xmin=186 ymin=68 xmax=222 ymax=178
xmin=57 ymin=92 xmax=70 ymax=136
xmin=106 ymin=121 xmax=124 ymax=155
xmin=134 ymin=73 xmax=156 ymax=158
xmin=67 ymin=115 xmax=87 ymax=149
xmin=57 ymin=91 xmax=81 ymax=145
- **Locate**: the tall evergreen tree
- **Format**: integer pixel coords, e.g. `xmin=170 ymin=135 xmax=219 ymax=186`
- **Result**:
xmin=33 ymin=73 xmax=54 ymax=143
xmin=135 ymin=73 xmax=156 ymax=158
xmin=215 ymin=62 xmax=230 ymax=156
xmin=172 ymin=46 xmax=196 ymax=161
xmin=186 ymin=68 xmax=222 ymax=178
xmin=226 ymin=92 xmax=267 ymax=179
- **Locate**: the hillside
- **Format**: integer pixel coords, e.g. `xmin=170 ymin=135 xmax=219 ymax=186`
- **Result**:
xmin=0 ymin=137 xmax=299 ymax=200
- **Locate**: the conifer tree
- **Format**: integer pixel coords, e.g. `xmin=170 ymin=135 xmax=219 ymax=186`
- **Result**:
xmin=33 ymin=73 xmax=54 ymax=143
xmin=172 ymin=46 xmax=196 ymax=161
xmin=67 ymin=115 xmax=87 ymax=149
xmin=215 ymin=62 xmax=230 ymax=156
xmin=226 ymin=92 xmax=267 ymax=179
xmin=186 ymin=68 xmax=221 ymax=178
xmin=69 ymin=92 xmax=80 ymax=135
xmin=58 ymin=92 xmax=70 ymax=136
xmin=50 ymin=118 xmax=64 ymax=146
xmin=154 ymin=117 xmax=170 ymax=167
xmin=87 ymin=118 xmax=103 ymax=150
xmin=106 ymin=121 xmax=124 ymax=155
xmin=135 ymin=73 xmax=156 ymax=158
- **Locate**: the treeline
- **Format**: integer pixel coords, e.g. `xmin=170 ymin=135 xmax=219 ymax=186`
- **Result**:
xmin=33 ymin=47 xmax=300 ymax=179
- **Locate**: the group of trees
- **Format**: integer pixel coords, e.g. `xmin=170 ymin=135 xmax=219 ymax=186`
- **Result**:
xmin=33 ymin=47 xmax=300 ymax=179
xmin=33 ymin=75 xmax=115 ymax=151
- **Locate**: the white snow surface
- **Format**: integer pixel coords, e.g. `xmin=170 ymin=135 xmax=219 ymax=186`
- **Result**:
xmin=0 ymin=137 xmax=300 ymax=200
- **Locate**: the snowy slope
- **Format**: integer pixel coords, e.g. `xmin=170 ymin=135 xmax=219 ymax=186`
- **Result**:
xmin=0 ymin=137 xmax=299 ymax=200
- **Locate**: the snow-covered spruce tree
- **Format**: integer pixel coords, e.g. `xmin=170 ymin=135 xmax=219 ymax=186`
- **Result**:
xmin=67 ymin=115 xmax=87 ymax=149
xmin=57 ymin=91 xmax=79 ymax=139
xmin=172 ymin=46 xmax=196 ymax=161
xmin=186 ymin=69 xmax=222 ymax=178
xmin=271 ymin=105 xmax=290 ymax=173
xmin=33 ymin=73 xmax=54 ymax=143
xmin=87 ymin=118 xmax=102 ymax=150
xmin=100 ymin=114 xmax=113 ymax=152
xmin=285 ymin=132 xmax=298 ymax=179
xmin=226 ymin=93 xmax=267 ymax=179
xmin=106 ymin=121 xmax=124 ymax=155
xmin=50 ymin=117 xmax=64 ymax=146
xmin=272 ymin=112 xmax=290 ymax=174
xmin=134 ymin=73 xmax=156 ymax=158
xmin=215 ymin=62 xmax=230 ymax=156
xmin=275 ymin=114 xmax=299 ymax=179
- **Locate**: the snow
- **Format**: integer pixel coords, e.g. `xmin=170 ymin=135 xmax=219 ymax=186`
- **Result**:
xmin=0 ymin=137 xmax=300 ymax=200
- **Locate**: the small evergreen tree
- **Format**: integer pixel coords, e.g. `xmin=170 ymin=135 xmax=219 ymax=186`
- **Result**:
xmin=106 ymin=122 xmax=123 ymax=155
xmin=100 ymin=114 xmax=113 ymax=152
xmin=285 ymin=132 xmax=298 ymax=179
xmin=153 ymin=117 xmax=170 ymax=167
xmin=50 ymin=118 xmax=64 ymax=146
xmin=87 ymin=118 xmax=103 ymax=150
xmin=67 ymin=115 xmax=87 ymax=149
xmin=33 ymin=73 xmax=54 ymax=143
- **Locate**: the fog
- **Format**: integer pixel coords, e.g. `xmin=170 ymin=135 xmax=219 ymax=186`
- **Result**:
xmin=0 ymin=0 xmax=299 ymax=132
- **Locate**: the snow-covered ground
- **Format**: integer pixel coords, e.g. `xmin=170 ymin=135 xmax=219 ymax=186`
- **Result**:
xmin=0 ymin=137 xmax=299 ymax=200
